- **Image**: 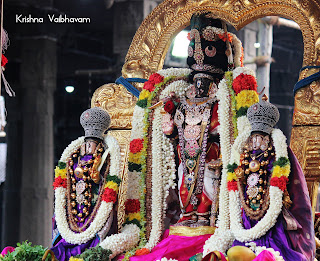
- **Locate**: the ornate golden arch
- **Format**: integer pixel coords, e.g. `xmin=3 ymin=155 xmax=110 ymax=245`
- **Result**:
xmin=92 ymin=0 xmax=320 ymax=221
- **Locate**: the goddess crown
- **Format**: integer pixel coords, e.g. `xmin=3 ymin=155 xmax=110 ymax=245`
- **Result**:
xmin=247 ymin=95 xmax=280 ymax=135
xmin=80 ymin=107 xmax=111 ymax=140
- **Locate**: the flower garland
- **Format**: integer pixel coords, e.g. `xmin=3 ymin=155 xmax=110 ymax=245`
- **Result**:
xmin=228 ymin=128 xmax=290 ymax=242
xmin=99 ymin=224 xmax=140 ymax=258
xmin=255 ymin=246 xmax=285 ymax=261
xmin=203 ymin=74 xmax=233 ymax=256
xmin=124 ymin=68 xmax=191 ymax=258
xmin=203 ymin=67 xmax=259 ymax=255
xmin=54 ymin=135 xmax=121 ymax=245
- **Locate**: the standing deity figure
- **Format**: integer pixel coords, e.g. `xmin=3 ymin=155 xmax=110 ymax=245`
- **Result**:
xmin=124 ymin=12 xmax=247 ymax=261
xmin=162 ymin=12 xmax=235 ymax=227
xmin=51 ymin=107 xmax=139 ymax=261
xmin=204 ymin=96 xmax=315 ymax=261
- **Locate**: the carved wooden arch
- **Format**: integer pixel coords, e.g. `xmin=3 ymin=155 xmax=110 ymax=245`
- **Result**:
xmin=92 ymin=0 xmax=320 ymax=223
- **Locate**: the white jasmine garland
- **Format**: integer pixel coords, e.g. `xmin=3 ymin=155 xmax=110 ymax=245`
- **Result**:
xmin=271 ymin=128 xmax=288 ymax=159
xmin=55 ymin=188 xmax=113 ymax=245
xmin=255 ymin=246 xmax=285 ymax=261
xmin=157 ymin=67 xmax=191 ymax=79
xmin=143 ymin=68 xmax=190 ymax=250
xmin=60 ymin=137 xmax=85 ymax=162
xmin=230 ymin=117 xmax=251 ymax=163
xmin=203 ymin=76 xmax=234 ymax=255
xmin=232 ymin=67 xmax=256 ymax=80
xmin=215 ymin=77 xmax=232 ymax=230
xmin=159 ymin=79 xmax=189 ymax=99
xmin=145 ymin=106 xmax=166 ymax=249
xmin=229 ymin=187 xmax=283 ymax=242
xmin=131 ymin=106 xmax=146 ymax=140
xmin=203 ymin=229 xmax=234 ymax=256
xmin=99 ymin=224 xmax=140 ymax=258
xmin=55 ymin=135 xmax=121 ymax=245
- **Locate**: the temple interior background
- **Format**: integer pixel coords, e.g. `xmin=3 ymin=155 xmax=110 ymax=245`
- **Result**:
xmin=0 ymin=0 xmax=304 ymax=250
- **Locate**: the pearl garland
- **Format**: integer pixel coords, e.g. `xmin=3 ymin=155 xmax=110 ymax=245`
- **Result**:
xmin=55 ymin=135 xmax=121 ymax=245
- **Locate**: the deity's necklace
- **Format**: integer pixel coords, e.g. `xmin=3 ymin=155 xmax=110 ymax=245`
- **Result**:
xmin=237 ymin=139 xmax=275 ymax=220
xmin=175 ymin=98 xmax=212 ymax=208
xmin=66 ymin=140 xmax=109 ymax=232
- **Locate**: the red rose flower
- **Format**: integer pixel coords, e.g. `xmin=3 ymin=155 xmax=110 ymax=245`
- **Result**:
xmin=232 ymin=73 xmax=257 ymax=94
xmin=227 ymin=180 xmax=238 ymax=191
xmin=143 ymin=81 xmax=155 ymax=92
xmin=1 ymin=54 xmax=8 ymax=67
xmin=164 ymin=100 xmax=176 ymax=114
xmin=102 ymin=187 xmax=117 ymax=203
xmin=148 ymin=73 xmax=164 ymax=85
xmin=270 ymin=176 xmax=288 ymax=191
xmin=125 ymin=199 xmax=141 ymax=214
xmin=130 ymin=139 xmax=144 ymax=154
xmin=53 ymin=176 xmax=67 ymax=190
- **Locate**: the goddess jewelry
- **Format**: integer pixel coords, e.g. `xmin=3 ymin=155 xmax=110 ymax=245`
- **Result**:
xmin=67 ymin=141 xmax=106 ymax=231
xmin=237 ymin=137 xmax=275 ymax=220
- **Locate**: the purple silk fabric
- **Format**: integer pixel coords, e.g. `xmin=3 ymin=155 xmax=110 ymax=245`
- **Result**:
xmin=51 ymin=154 xmax=102 ymax=261
xmin=233 ymin=148 xmax=315 ymax=261
xmin=51 ymin=237 xmax=100 ymax=261
xmin=129 ymin=232 xmax=211 ymax=261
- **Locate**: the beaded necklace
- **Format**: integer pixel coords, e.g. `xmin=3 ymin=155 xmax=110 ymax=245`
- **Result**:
xmin=175 ymin=97 xmax=214 ymax=208
xmin=236 ymin=136 xmax=275 ymax=220
xmin=66 ymin=141 xmax=109 ymax=232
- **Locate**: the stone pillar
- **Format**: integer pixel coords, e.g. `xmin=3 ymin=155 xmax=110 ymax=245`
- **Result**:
xmin=256 ymin=21 xmax=273 ymax=98
xmin=113 ymin=0 xmax=144 ymax=70
xmin=18 ymin=36 xmax=56 ymax=247
xmin=1 ymin=89 xmax=23 ymax=249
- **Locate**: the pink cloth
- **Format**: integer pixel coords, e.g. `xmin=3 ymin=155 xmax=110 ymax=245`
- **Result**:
xmin=130 ymin=234 xmax=211 ymax=261
xmin=1 ymin=246 xmax=15 ymax=256
xmin=253 ymin=250 xmax=277 ymax=261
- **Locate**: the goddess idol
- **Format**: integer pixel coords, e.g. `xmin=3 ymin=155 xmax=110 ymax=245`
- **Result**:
xmin=51 ymin=107 xmax=139 ymax=261
xmin=203 ymin=97 xmax=315 ymax=261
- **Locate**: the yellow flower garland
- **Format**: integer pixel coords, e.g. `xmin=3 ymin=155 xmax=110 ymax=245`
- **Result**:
xmin=271 ymin=164 xmax=290 ymax=178
xmin=139 ymin=89 xmax=151 ymax=100
xmin=127 ymin=212 xmax=141 ymax=221
xmin=227 ymin=171 xmax=237 ymax=182
xmin=128 ymin=152 xmax=143 ymax=164
xmin=105 ymin=181 xmax=119 ymax=193
xmin=235 ymin=90 xmax=259 ymax=110
xmin=54 ymin=166 xmax=67 ymax=179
